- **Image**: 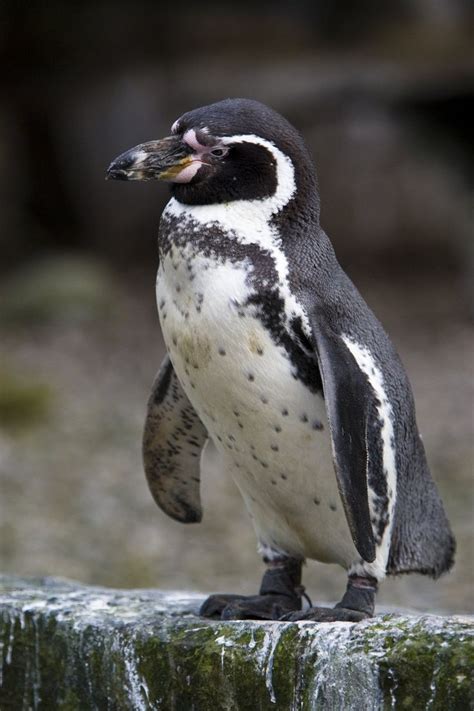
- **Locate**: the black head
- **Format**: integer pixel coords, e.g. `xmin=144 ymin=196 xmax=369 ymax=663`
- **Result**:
xmin=107 ymin=98 xmax=319 ymax=215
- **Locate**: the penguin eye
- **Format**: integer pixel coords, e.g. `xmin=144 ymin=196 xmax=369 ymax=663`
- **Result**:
xmin=210 ymin=148 xmax=227 ymax=158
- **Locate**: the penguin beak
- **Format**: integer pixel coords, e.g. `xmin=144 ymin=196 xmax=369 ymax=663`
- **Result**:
xmin=106 ymin=136 xmax=195 ymax=182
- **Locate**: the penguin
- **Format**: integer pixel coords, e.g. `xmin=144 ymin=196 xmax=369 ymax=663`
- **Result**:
xmin=107 ymin=98 xmax=455 ymax=621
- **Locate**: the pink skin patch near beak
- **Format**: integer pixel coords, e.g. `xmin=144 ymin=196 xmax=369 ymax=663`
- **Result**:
xmin=172 ymin=160 xmax=204 ymax=183
xmin=169 ymin=128 xmax=214 ymax=183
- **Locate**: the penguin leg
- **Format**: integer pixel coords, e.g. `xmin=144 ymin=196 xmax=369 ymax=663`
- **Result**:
xmin=280 ymin=575 xmax=378 ymax=622
xmin=200 ymin=557 xmax=305 ymax=620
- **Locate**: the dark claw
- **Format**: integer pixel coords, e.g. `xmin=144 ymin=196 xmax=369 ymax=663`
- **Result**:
xmin=280 ymin=606 xmax=371 ymax=623
xmin=200 ymin=593 xmax=301 ymax=621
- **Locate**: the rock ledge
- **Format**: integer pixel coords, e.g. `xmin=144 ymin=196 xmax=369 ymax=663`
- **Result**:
xmin=0 ymin=575 xmax=472 ymax=710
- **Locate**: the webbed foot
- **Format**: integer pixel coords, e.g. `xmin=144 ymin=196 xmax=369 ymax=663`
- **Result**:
xmin=280 ymin=574 xmax=378 ymax=623
xmin=280 ymin=606 xmax=370 ymax=622
xmin=200 ymin=592 xmax=300 ymax=620
xmin=200 ymin=557 xmax=304 ymax=621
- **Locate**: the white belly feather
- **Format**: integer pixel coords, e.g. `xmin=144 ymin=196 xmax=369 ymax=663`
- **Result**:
xmin=156 ymin=245 xmax=358 ymax=567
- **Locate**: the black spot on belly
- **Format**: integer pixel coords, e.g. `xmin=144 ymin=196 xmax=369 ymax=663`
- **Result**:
xmin=312 ymin=420 xmax=324 ymax=431
xmin=300 ymin=413 xmax=308 ymax=423
xmin=247 ymin=372 xmax=255 ymax=382
xmin=329 ymin=502 xmax=337 ymax=511
xmin=218 ymin=347 xmax=226 ymax=356
xmin=313 ymin=497 xmax=320 ymax=505
xmin=281 ymin=408 xmax=288 ymax=416
xmin=274 ymin=425 xmax=282 ymax=433
xmin=280 ymin=473 xmax=287 ymax=480
xmin=260 ymin=395 xmax=268 ymax=404
xmin=271 ymin=444 xmax=279 ymax=451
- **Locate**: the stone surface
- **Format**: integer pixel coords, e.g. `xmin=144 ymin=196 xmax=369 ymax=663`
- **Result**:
xmin=0 ymin=575 xmax=472 ymax=710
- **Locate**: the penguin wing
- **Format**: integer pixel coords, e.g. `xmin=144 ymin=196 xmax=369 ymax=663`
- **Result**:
xmin=310 ymin=313 xmax=377 ymax=563
xmin=143 ymin=355 xmax=208 ymax=523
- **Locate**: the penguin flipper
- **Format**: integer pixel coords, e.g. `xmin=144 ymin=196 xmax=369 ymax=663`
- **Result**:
xmin=143 ymin=355 xmax=208 ymax=523
xmin=310 ymin=315 xmax=376 ymax=563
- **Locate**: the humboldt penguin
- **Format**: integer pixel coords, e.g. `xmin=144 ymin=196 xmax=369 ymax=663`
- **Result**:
xmin=107 ymin=98 xmax=455 ymax=621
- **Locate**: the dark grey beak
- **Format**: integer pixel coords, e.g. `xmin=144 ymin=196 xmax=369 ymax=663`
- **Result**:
xmin=106 ymin=136 xmax=191 ymax=181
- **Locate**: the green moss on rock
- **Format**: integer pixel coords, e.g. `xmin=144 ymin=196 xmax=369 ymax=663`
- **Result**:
xmin=0 ymin=576 xmax=472 ymax=710
xmin=379 ymin=618 xmax=474 ymax=709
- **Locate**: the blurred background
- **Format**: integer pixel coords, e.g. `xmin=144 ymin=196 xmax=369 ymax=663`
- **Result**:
xmin=0 ymin=1 xmax=472 ymax=613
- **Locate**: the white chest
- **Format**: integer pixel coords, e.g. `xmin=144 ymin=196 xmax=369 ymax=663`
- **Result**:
xmin=155 ymin=236 xmax=355 ymax=565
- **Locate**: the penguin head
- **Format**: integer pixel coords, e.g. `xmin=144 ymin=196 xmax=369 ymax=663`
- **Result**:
xmin=107 ymin=98 xmax=318 ymax=211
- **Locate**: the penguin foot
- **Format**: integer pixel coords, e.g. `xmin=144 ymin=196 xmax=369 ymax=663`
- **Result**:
xmin=200 ymin=556 xmax=304 ymax=620
xmin=280 ymin=574 xmax=378 ymax=623
xmin=200 ymin=593 xmax=300 ymax=620
xmin=280 ymin=606 xmax=370 ymax=623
